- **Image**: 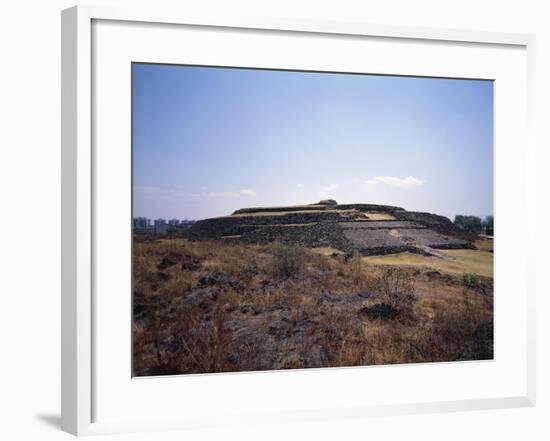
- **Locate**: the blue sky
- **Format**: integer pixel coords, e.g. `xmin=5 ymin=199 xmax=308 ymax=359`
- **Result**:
xmin=133 ymin=63 xmax=493 ymax=221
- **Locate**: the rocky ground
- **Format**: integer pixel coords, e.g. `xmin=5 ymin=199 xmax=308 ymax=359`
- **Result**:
xmin=132 ymin=237 xmax=493 ymax=376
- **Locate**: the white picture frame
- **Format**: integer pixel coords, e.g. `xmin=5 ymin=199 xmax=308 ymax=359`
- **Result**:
xmin=62 ymin=5 xmax=536 ymax=436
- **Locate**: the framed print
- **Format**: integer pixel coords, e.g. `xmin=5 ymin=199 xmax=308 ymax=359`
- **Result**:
xmin=62 ymin=5 xmax=536 ymax=436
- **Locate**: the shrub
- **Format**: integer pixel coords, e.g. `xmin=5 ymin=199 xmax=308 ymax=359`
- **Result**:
xmin=461 ymin=272 xmax=480 ymax=288
xmin=270 ymin=242 xmax=306 ymax=278
xmin=370 ymin=268 xmax=417 ymax=319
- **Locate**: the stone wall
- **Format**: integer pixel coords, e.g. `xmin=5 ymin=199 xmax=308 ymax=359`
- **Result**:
xmin=392 ymin=210 xmax=477 ymax=241
xmin=188 ymin=211 xmax=350 ymax=239
xmin=186 ymin=201 xmax=476 ymax=255
xmin=238 ymin=222 xmax=355 ymax=252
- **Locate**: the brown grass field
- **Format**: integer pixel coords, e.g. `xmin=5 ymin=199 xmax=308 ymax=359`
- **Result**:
xmin=132 ymin=238 xmax=493 ymax=376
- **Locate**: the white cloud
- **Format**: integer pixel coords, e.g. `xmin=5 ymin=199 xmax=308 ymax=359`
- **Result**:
xmin=239 ymin=189 xmax=257 ymax=197
xmin=210 ymin=191 xmax=240 ymax=198
xmin=365 ymin=176 xmax=426 ymax=189
xmin=296 ymin=183 xmax=305 ymax=189
xmin=209 ymin=189 xmax=257 ymax=198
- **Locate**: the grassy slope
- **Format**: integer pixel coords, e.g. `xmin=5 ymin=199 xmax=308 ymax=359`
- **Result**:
xmin=363 ymin=249 xmax=493 ymax=278
xmin=474 ymin=238 xmax=494 ymax=252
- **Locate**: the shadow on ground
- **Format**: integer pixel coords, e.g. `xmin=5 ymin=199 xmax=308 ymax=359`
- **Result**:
xmin=35 ymin=413 xmax=61 ymax=429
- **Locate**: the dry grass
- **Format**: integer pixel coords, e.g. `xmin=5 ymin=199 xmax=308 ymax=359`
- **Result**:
xmin=311 ymin=247 xmax=343 ymax=256
xmin=475 ymin=238 xmax=494 ymax=252
xmin=133 ymin=237 xmax=493 ymax=376
xmin=364 ymin=211 xmax=396 ymax=220
xmin=364 ymin=249 xmax=493 ymax=278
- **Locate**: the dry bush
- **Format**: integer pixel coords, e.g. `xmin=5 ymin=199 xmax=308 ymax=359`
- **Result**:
xmin=371 ymin=268 xmax=417 ymax=316
xmin=378 ymin=268 xmax=415 ymax=302
xmin=270 ymin=242 xmax=306 ymax=278
xmin=350 ymin=250 xmax=363 ymax=286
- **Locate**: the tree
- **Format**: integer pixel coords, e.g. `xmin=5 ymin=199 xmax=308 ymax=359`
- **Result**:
xmin=482 ymin=215 xmax=494 ymax=236
xmin=454 ymin=215 xmax=482 ymax=234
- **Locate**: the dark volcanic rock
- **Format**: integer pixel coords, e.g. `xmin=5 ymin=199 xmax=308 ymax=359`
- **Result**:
xmin=268 ymin=317 xmax=291 ymax=339
xmin=426 ymin=270 xmax=442 ymax=279
xmin=181 ymin=258 xmax=201 ymax=272
xmin=227 ymin=352 xmax=240 ymax=365
xmin=157 ymin=256 xmax=178 ymax=270
xmin=187 ymin=200 xmax=475 ymax=256
xmin=197 ymin=273 xmax=223 ymax=287
xmin=359 ymin=303 xmax=400 ymax=320
xmin=133 ymin=303 xmax=154 ymax=322
xmin=197 ymin=271 xmax=242 ymax=290
xmin=239 ymin=304 xmax=259 ymax=315
xmin=155 ymin=271 xmax=170 ymax=281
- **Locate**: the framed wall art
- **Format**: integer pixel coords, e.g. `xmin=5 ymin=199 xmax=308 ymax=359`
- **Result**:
xmin=62 ymin=5 xmax=536 ymax=436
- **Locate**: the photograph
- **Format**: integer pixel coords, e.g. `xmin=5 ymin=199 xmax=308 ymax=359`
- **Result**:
xmin=131 ymin=63 xmax=494 ymax=377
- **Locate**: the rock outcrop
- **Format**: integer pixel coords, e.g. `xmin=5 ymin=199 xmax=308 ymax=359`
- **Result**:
xmin=187 ymin=201 xmax=474 ymax=255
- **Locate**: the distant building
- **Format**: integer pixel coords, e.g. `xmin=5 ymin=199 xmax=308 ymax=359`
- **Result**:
xmin=133 ymin=217 xmax=150 ymax=229
xmin=153 ymin=218 xmax=168 ymax=234
xmin=133 ymin=217 xmax=194 ymax=234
